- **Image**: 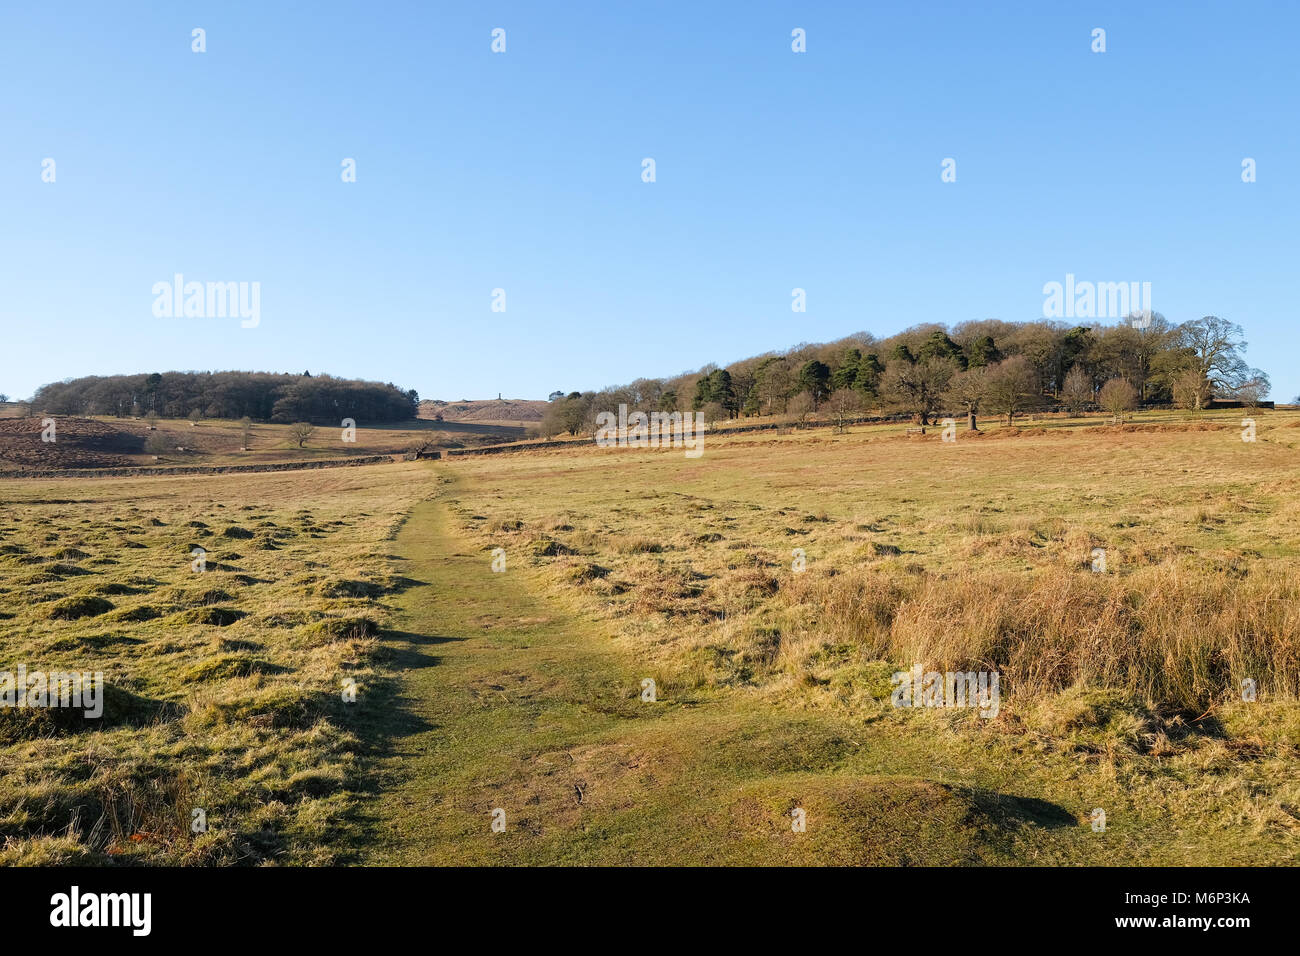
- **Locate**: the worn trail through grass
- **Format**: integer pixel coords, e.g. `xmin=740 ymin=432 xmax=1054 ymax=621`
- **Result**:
xmin=354 ymin=488 xmax=1119 ymax=866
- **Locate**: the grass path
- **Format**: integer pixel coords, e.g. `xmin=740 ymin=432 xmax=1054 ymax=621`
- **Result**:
xmin=351 ymin=491 xmax=1077 ymax=865
xmin=354 ymin=494 xmax=655 ymax=863
xmin=351 ymin=486 xmax=1272 ymax=865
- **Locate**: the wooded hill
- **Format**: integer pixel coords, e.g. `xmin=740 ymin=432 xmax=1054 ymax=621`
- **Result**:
xmin=540 ymin=314 xmax=1271 ymax=434
xmin=31 ymin=371 xmax=420 ymax=424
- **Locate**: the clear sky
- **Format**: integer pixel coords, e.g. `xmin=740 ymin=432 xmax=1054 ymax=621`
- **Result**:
xmin=3 ymin=1 xmax=1296 ymax=403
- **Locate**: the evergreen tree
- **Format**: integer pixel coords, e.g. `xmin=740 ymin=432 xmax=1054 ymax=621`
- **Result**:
xmin=966 ymin=335 xmax=1001 ymax=368
xmin=797 ymin=360 xmax=832 ymax=408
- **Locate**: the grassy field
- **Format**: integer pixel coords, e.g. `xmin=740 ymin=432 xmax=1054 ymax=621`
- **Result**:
xmin=0 ymin=463 xmax=443 ymax=863
xmin=2 ymin=408 xmax=1297 ymax=864
xmin=0 ymin=413 xmax=522 ymax=472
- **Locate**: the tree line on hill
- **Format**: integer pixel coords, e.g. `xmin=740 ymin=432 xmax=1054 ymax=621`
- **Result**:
xmin=539 ymin=314 xmax=1270 ymax=435
xmin=30 ymin=371 xmax=420 ymax=424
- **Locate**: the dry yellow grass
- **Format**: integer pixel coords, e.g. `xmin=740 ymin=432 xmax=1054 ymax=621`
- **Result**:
xmin=443 ymin=409 xmax=1300 ymax=707
xmin=0 ymin=462 xmax=443 ymax=863
xmin=3 ymin=407 xmax=1298 ymax=865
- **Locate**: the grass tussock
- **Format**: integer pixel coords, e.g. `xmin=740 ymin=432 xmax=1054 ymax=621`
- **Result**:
xmin=781 ymin=565 xmax=1300 ymax=711
xmin=45 ymin=595 xmax=115 ymax=620
xmin=0 ymin=461 xmax=445 ymax=864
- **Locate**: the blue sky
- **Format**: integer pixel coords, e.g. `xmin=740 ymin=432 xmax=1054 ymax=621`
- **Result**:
xmin=2 ymin=1 xmax=1297 ymax=403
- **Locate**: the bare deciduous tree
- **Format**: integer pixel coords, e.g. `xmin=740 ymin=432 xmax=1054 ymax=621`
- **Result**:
xmin=944 ymin=365 xmax=988 ymax=431
xmin=1098 ymin=378 xmax=1138 ymax=423
xmin=289 ymin=422 xmax=315 ymax=447
xmin=1171 ymin=368 xmax=1210 ymax=414
xmin=880 ymin=356 xmax=955 ymax=426
xmin=698 ymin=401 xmax=727 ymax=425
xmin=1178 ymin=316 xmax=1250 ymax=397
xmin=1232 ymin=371 xmax=1270 ymax=410
xmin=827 ymin=387 xmax=863 ymax=433
xmin=787 ymin=391 xmax=815 ymax=425
xmin=982 ymin=356 xmax=1039 ymax=426
xmin=145 ymin=431 xmax=170 ymax=457
xmin=1061 ymin=365 xmax=1092 ymax=417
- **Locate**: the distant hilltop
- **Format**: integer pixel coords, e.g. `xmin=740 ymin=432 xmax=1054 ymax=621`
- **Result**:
xmin=419 ymin=398 xmax=547 ymax=424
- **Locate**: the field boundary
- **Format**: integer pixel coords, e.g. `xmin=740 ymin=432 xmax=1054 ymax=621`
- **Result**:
xmin=441 ymin=413 xmax=911 ymax=458
xmin=0 ymin=454 xmax=397 ymax=480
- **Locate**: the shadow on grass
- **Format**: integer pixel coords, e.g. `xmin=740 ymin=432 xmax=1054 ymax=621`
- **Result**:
xmin=333 ymin=628 xmax=468 ymax=862
xmin=0 ymin=684 xmax=182 ymax=746
xmin=967 ymin=789 xmax=1077 ymax=830
xmin=386 ymin=576 xmax=427 ymax=594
